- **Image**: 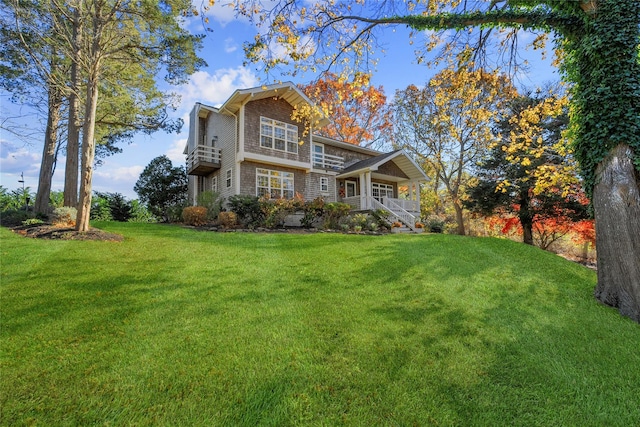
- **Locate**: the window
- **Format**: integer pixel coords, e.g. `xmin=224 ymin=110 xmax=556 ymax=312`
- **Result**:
xmin=320 ymin=177 xmax=329 ymax=193
xmin=312 ymin=143 xmax=324 ymax=168
xmin=226 ymin=169 xmax=232 ymax=189
xmin=260 ymin=117 xmax=298 ymax=154
xmin=372 ymin=183 xmax=393 ymax=202
xmin=212 ymin=176 xmax=218 ymax=192
xmin=346 ymin=181 xmax=357 ymax=198
xmin=256 ymin=168 xmax=294 ymax=199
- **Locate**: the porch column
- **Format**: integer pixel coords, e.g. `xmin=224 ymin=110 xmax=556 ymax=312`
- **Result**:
xmin=359 ymin=172 xmax=366 ymax=210
xmin=415 ymin=181 xmax=421 ymax=216
xmin=365 ymin=171 xmax=372 ymax=209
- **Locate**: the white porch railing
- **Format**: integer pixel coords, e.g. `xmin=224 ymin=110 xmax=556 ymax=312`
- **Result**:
xmin=344 ymin=195 xmax=417 ymax=231
xmin=312 ymin=152 xmax=344 ymax=170
xmin=388 ymin=198 xmax=419 ymax=214
xmin=373 ymin=197 xmax=417 ymax=231
xmin=187 ymin=145 xmax=221 ymax=170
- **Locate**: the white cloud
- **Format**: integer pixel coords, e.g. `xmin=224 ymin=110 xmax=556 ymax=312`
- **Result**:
xmin=177 ymin=66 xmax=260 ymax=109
xmin=0 ymin=141 xmax=41 ymax=182
xmin=94 ymin=165 xmax=145 ymax=184
xmin=224 ymin=37 xmax=238 ymax=53
xmin=166 ymin=138 xmax=188 ymax=164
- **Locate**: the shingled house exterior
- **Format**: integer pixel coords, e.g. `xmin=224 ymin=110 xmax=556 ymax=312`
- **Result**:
xmin=185 ymin=82 xmax=428 ymax=230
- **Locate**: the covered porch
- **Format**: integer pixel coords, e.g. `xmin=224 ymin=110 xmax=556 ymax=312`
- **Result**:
xmin=337 ymin=150 xmax=428 ymax=231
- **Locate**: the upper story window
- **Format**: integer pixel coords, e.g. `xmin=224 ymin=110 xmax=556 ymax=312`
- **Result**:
xmin=312 ymin=143 xmax=324 ymax=168
xmin=260 ymin=117 xmax=298 ymax=154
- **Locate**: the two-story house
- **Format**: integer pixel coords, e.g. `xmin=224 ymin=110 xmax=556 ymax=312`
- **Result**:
xmin=185 ymin=82 xmax=428 ymax=230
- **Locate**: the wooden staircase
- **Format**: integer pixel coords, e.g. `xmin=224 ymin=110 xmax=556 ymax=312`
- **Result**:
xmin=370 ymin=198 xmax=418 ymax=232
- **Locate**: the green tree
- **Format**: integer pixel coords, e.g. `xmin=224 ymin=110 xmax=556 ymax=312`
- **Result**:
xmin=229 ymin=0 xmax=640 ymax=321
xmin=134 ymin=155 xmax=188 ymax=222
xmin=91 ymin=192 xmax=132 ymax=222
xmin=1 ymin=0 xmax=204 ymax=227
xmin=465 ymin=90 xmax=588 ymax=245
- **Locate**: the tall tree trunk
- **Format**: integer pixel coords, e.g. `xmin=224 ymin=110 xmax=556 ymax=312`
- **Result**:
xmin=453 ymin=199 xmax=465 ymax=235
xmin=521 ymin=216 xmax=534 ymax=246
xmin=519 ymin=191 xmax=534 ymax=246
xmin=75 ymin=70 xmax=100 ymax=232
xmin=64 ymin=6 xmax=81 ymax=208
xmin=593 ymin=144 xmax=640 ymax=322
xmin=35 ymin=84 xmax=63 ymax=214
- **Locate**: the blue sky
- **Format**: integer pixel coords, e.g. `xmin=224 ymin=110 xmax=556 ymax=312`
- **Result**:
xmin=0 ymin=4 xmax=560 ymax=200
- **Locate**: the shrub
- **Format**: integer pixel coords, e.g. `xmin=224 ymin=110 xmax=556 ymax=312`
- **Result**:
xmin=108 ymin=193 xmax=133 ymax=222
xmin=370 ymin=208 xmax=391 ymax=230
xmin=415 ymin=222 xmax=425 ymax=229
xmin=260 ymin=195 xmax=303 ymax=229
xmin=425 ymin=215 xmax=445 ymax=233
xmin=228 ymin=195 xmax=263 ymax=228
xmin=128 ymin=200 xmax=157 ymax=223
xmin=350 ymin=213 xmax=369 ymax=229
xmin=166 ymin=203 xmax=188 ymax=223
xmin=300 ymin=197 xmax=325 ymax=228
xmin=90 ymin=195 xmax=113 ymax=221
xmin=322 ymin=202 xmax=352 ymax=229
xmin=218 ymin=211 xmax=238 ymax=228
xmin=51 ymin=207 xmax=77 ymax=227
xmin=182 ymin=206 xmax=209 ymax=226
xmin=0 ymin=209 xmax=30 ymax=227
xmin=22 ymin=218 xmax=45 ymax=226
xmin=197 ymin=191 xmax=224 ymax=221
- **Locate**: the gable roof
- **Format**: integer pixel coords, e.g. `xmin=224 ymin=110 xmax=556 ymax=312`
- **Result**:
xmin=218 ymin=82 xmax=330 ymax=127
xmin=338 ymin=149 xmax=429 ymax=182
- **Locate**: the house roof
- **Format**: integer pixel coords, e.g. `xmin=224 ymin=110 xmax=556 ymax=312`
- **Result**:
xmin=218 ymin=82 xmax=330 ymax=127
xmin=337 ymin=149 xmax=429 ymax=182
xmin=312 ymin=134 xmax=383 ymax=156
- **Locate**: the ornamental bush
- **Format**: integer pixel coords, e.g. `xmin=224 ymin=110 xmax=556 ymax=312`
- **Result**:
xmin=51 ymin=207 xmax=77 ymax=227
xmin=182 ymin=206 xmax=208 ymax=227
xmin=260 ymin=195 xmax=304 ymax=229
xmin=322 ymin=202 xmax=352 ymax=229
xmin=218 ymin=211 xmax=238 ymax=228
xmin=227 ymin=195 xmax=263 ymax=228
xmin=197 ymin=191 xmax=224 ymax=221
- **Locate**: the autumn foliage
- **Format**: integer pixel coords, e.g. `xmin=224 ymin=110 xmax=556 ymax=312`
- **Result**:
xmin=299 ymin=73 xmax=392 ymax=147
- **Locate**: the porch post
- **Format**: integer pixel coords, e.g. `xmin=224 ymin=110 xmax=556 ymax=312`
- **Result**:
xmin=359 ymin=172 xmax=366 ymax=210
xmin=415 ymin=181 xmax=421 ymax=216
xmin=365 ymin=171 xmax=372 ymax=209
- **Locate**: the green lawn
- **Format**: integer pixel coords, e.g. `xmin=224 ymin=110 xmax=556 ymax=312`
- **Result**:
xmin=1 ymin=223 xmax=638 ymax=426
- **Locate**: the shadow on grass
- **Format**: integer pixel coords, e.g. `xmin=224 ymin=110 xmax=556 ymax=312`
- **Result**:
xmin=348 ymin=234 xmax=639 ymax=425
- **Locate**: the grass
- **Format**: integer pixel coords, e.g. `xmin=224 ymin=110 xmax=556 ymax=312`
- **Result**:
xmin=1 ymin=222 xmax=639 ymax=426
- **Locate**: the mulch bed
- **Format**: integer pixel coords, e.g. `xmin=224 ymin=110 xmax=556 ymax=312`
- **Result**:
xmin=11 ymin=225 xmax=125 ymax=242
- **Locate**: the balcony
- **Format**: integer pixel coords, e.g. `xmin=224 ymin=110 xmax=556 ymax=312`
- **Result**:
xmin=186 ymin=145 xmax=221 ymax=176
xmin=312 ymin=152 xmax=344 ymax=171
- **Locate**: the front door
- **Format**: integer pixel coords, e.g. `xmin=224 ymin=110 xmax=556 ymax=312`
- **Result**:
xmin=372 ymin=183 xmax=393 ymax=204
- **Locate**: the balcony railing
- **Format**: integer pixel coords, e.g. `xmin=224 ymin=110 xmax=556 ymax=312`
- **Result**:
xmin=186 ymin=145 xmax=221 ymax=176
xmin=312 ymin=152 xmax=344 ymax=170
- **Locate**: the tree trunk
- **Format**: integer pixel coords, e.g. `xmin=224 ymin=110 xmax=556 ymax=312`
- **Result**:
xmin=592 ymin=144 xmax=640 ymax=322
xmin=519 ymin=192 xmax=534 ymax=245
xmin=64 ymin=7 xmax=81 ymax=208
xmin=453 ymin=200 xmax=466 ymax=235
xmin=35 ymin=85 xmax=63 ymax=215
xmin=521 ymin=217 xmax=534 ymax=246
xmin=75 ymin=71 xmax=100 ymax=232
